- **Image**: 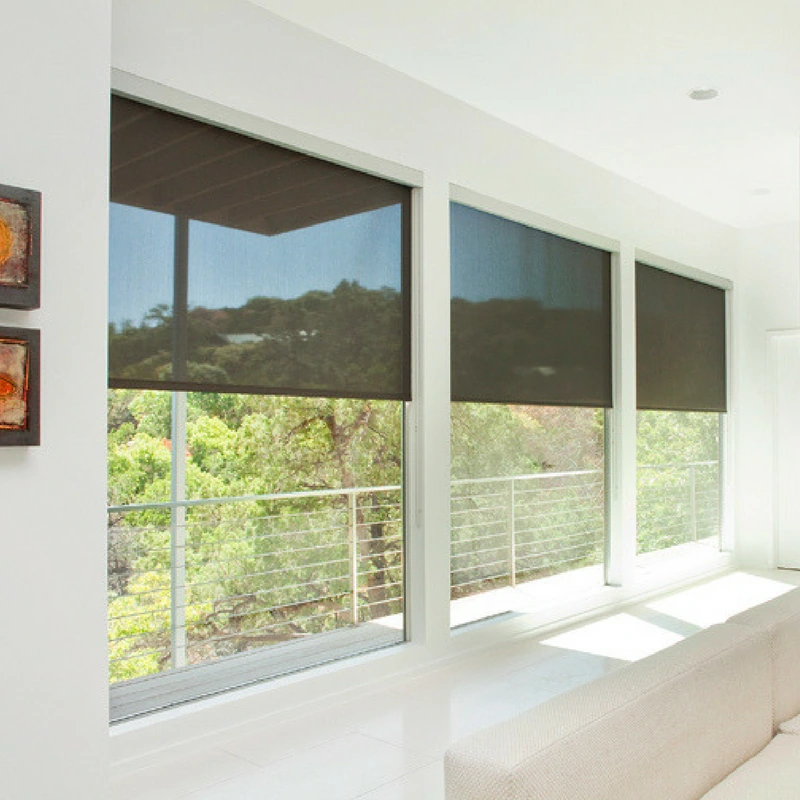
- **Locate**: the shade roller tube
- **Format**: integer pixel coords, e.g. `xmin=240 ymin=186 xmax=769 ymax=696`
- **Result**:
xmin=450 ymin=203 xmax=612 ymax=407
xmin=109 ymin=96 xmax=411 ymax=400
xmin=636 ymin=262 xmax=727 ymax=412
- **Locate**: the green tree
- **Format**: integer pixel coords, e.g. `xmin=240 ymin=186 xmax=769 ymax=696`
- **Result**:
xmin=107 ymin=390 xmax=406 ymax=681
xmin=637 ymin=410 xmax=721 ymax=553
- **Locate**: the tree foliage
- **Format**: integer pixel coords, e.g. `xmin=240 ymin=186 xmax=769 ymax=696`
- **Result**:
xmin=107 ymin=388 xmax=408 ymax=682
xmin=637 ymin=410 xmax=721 ymax=553
xmin=107 ymin=356 xmax=721 ymax=683
xmin=109 ymin=281 xmax=407 ymax=397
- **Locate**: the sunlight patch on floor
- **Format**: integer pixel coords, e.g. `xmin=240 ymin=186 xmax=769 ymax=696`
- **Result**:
xmin=542 ymin=612 xmax=684 ymax=662
xmin=645 ymin=572 xmax=796 ymax=628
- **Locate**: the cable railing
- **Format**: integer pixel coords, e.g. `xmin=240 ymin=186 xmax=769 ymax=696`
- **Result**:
xmin=637 ymin=460 xmax=720 ymax=553
xmin=107 ymin=486 xmax=404 ymax=683
xmin=450 ymin=469 xmax=606 ymax=598
xmin=107 ymin=461 xmax=719 ymax=684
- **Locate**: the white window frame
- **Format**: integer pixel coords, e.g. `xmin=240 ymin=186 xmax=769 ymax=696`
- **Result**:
xmin=108 ymin=71 xmax=424 ymax=722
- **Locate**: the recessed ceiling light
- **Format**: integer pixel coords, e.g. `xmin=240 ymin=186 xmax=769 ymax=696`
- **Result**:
xmin=688 ymin=88 xmax=719 ymax=101
xmin=751 ymin=188 xmax=772 ymax=197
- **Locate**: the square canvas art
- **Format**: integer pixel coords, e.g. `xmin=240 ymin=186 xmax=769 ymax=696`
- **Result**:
xmin=0 ymin=184 xmax=41 ymax=309
xmin=0 ymin=327 xmax=39 ymax=445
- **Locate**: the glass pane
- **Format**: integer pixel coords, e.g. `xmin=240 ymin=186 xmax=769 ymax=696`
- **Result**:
xmin=107 ymin=389 xmax=173 ymax=682
xmin=636 ymin=262 xmax=726 ymax=412
xmin=183 ymin=207 xmax=406 ymax=396
xmin=450 ymin=403 xmax=605 ymax=627
xmin=637 ymin=410 xmax=721 ymax=555
xmin=450 ymin=203 xmax=611 ymax=407
xmin=108 ymin=204 xmax=176 ymax=382
xmin=109 ymin=95 xmax=410 ymax=400
xmin=107 ymin=389 xmax=404 ymax=697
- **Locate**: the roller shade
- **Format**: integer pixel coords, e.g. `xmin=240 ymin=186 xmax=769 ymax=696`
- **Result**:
xmin=109 ymin=96 xmax=411 ymax=400
xmin=636 ymin=262 xmax=727 ymax=412
xmin=450 ymin=203 xmax=612 ymax=407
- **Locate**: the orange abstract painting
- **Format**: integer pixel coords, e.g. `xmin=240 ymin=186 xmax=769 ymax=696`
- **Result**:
xmin=0 ymin=326 xmax=38 ymax=446
xmin=0 ymin=184 xmax=40 ymax=310
xmin=0 ymin=199 xmax=31 ymax=287
xmin=0 ymin=337 xmax=29 ymax=429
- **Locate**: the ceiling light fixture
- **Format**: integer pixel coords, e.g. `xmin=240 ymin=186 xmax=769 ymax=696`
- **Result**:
xmin=688 ymin=88 xmax=719 ymax=101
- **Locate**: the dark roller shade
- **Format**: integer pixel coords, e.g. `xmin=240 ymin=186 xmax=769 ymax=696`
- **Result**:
xmin=108 ymin=96 xmax=411 ymax=400
xmin=450 ymin=203 xmax=612 ymax=407
xmin=636 ymin=262 xmax=726 ymax=412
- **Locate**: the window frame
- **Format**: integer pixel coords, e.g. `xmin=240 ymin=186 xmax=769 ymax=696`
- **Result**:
xmin=633 ymin=251 xmax=733 ymax=555
xmin=107 ymin=84 xmax=423 ymax=722
xmin=446 ymin=186 xmax=618 ymax=625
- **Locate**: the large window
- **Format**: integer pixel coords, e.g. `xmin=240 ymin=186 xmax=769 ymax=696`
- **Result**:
xmin=107 ymin=97 xmax=411 ymax=720
xmin=450 ymin=203 xmax=611 ymax=625
xmin=635 ymin=263 xmax=727 ymax=561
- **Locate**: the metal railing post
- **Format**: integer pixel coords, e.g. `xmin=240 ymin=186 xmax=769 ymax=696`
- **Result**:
xmin=688 ymin=464 xmax=698 ymax=542
xmin=349 ymin=490 xmax=359 ymax=625
xmin=509 ymin=477 xmax=517 ymax=587
xmin=170 ymin=391 xmax=187 ymax=669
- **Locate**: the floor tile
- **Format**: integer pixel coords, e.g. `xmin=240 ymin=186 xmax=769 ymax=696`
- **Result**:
xmin=646 ymin=571 xmax=800 ymax=628
xmin=109 ymin=748 xmax=257 ymax=800
xmin=541 ymin=612 xmax=685 ymax=662
xmin=220 ymin=703 xmax=358 ymax=767
xmin=352 ymin=651 xmax=592 ymax=760
xmin=355 ymin=762 xmax=445 ymax=800
xmin=188 ymin=732 xmax=433 ymax=800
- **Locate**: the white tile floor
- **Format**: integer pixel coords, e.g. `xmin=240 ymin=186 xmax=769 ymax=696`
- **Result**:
xmin=110 ymin=569 xmax=800 ymax=800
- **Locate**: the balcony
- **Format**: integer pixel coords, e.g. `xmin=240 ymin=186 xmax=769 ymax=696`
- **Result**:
xmin=108 ymin=461 xmax=720 ymax=719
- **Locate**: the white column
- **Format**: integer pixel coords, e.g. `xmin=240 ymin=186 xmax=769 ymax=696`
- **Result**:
xmin=405 ymin=177 xmax=452 ymax=648
xmin=606 ymin=243 xmax=637 ymax=586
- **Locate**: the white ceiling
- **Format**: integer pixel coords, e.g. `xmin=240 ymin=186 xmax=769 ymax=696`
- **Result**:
xmin=249 ymin=0 xmax=800 ymax=229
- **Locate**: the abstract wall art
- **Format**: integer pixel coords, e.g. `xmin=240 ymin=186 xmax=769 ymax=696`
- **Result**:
xmin=0 ymin=184 xmax=41 ymax=309
xmin=0 ymin=326 xmax=39 ymax=446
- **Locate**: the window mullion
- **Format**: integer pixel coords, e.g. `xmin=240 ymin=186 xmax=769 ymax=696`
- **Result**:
xmin=406 ymin=180 xmax=451 ymax=647
xmin=606 ymin=244 xmax=637 ymax=586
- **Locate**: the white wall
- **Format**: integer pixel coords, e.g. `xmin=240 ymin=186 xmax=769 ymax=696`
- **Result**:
xmin=735 ymin=222 xmax=800 ymax=567
xmin=0 ymin=2 xmax=111 ymax=799
xmin=772 ymin=332 xmax=800 ymax=567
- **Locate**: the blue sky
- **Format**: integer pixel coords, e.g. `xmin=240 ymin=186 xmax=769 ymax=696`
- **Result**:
xmin=109 ymin=202 xmax=403 ymax=327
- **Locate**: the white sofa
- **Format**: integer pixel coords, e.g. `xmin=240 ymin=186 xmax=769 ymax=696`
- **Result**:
xmin=444 ymin=586 xmax=800 ymax=800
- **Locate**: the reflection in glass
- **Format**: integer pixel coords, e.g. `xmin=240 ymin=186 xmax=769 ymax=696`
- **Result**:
xmin=108 ymin=95 xmax=410 ymax=401
xmin=450 ymin=203 xmax=611 ymax=407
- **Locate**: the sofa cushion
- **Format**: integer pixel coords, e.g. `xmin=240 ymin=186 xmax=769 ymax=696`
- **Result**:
xmin=699 ymin=734 xmax=800 ymax=799
xmin=778 ymin=711 xmax=800 ymax=735
xmin=727 ymin=587 xmax=800 ymax=728
xmin=445 ymin=624 xmax=772 ymax=800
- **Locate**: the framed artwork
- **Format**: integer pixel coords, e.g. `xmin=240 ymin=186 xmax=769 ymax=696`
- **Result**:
xmin=0 ymin=326 xmax=39 ymax=446
xmin=0 ymin=183 xmax=41 ymax=309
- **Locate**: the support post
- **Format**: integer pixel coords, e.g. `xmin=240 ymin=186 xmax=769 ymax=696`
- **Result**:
xmin=509 ymin=478 xmax=517 ymax=587
xmin=170 ymin=391 xmax=187 ymax=669
xmin=349 ymin=491 xmax=359 ymax=625
xmin=688 ymin=464 xmax=698 ymax=541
